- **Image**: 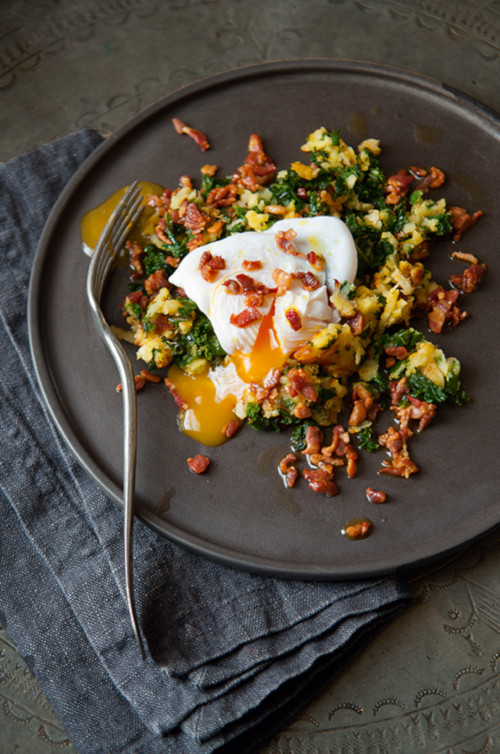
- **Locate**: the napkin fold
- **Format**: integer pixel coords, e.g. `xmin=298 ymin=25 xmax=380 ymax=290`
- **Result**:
xmin=0 ymin=130 xmax=411 ymax=753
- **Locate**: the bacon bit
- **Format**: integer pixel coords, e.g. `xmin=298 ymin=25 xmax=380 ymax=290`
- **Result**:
xmin=206 ymin=184 xmax=238 ymax=207
xmin=307 ymin=251 xmax=325 ymax=271
xmin=242 ymin=259 xmax=263 ymax=271
xmin=151 ymin=314 xmax=173 ymax=336
xmin=418 ymin=166 xmax=445 ymax=193
xmin=172 ymin=117 xmax=210 ymax=151
xmin=207 ymin=220 xmax=224 ymax=237
xmin=384 ymin=345 xmax=408 ymax=360
xmin=301 ymin=382 xmax=318 ymax=403
xmin=154 ymin=217 xmax=170 ymax=245
xmin=244 ymin=291 xmax=264 ymax=307
xmin=164 ymin=378 xmax=188 ymax=410
xmin=179 ymin=174 xmax=193 ymax=190
xmin=409 ymin=165 xmax=427 ymax=178
xmin=140 ymin=369 xmax=162 ymax=384
xmin=222 ymin=419 xmax=242 ymax=438
xmin=116 ymin=369 xmax=160 ymax=393
xmin=272 ymin=268 xmax=293 ymax=296
xmin=230 ymin=307 xmax=262 ymax=328
xmin=385 ymin=170 xmax=414 ymax=204
xmin=285 ymin=307 xmax=302 ymax=331
xmin=409 ymin=241 xmax=430 ymax=262
xmin=144 ymin=269 xmax=171 ymax=295
xmin=200 ymin=250 xmax=225 ymax=282
xmin=388 ymin=377 xmax=409 ymax=405
xmin=279 ymin=453 xmax=299 ymax=488
xmin=451 ymin=250 xmax=478 ymax=264
xmin=378 ymin=426 xmax=419 ymax=478
xmin=302 ymin=467 xmax=338 ymax=497
xmin=321 ymin=425 xmax=351 ymax=459
xmin=201 ymin=163 xmax=218 ymax=176
xmin=287 ymin=368 xmax=308 ymax=398
xmin=166 ymin=255 xmax=180 ymax=268
xmin=122 ymin=290 xmax=149 ymax=313
xmin=275 ymin=228 xmax=304 ymax=256
xmin=348 ymin=400 xmax=366 ymax=427
xmin=427 ymin=286 xmax=467 ymax=333
xmin=263 ymin=368 xmax=281 ymax=389
xmin=187 ymin=454 xmax=210 ymax=474
xmin=265 ymin=204 xmax=288 ymax=215
xmin=352 ymin=384 xmax=380 ymax=424
xmin=366 ymin=488 xmax=386 ymax=504
xmin=449 ymin=263 xmax=486 ymax=293
xmin=223 ymin=278 xmax=243 ymax=295
xmin=232 ymin=133 xmax=276 ymax=190
xmin=344 ymin=520 xmax=372 ymax=539
xmin=126 ymin=240 xmax=144 ymax=279
xmin=235 ymin=273 xmax=257 ymax=290
xmin=187 ymin=236 xmax=206 ymax=251
xmin=395 ymin=395 xmax=437 ymax=433
xmin=303 ymin=425 xmax=324 ymax=455
xmin=293 ymin=403 xmax=312 ymax=419
xmin=117 ymin=375 xmax=144 ymax=392
xmin=346 ymin=311 xmax=364 ymax=336
xmin=448 ymin=205 xmax=483 ymax=242
xmin=182 ymin=202 xmax=210 ymax=233
xmin=295 ymin=271 xmax=320 ymax=291
xmin=147 ymin=189 xmax=172 ymax=213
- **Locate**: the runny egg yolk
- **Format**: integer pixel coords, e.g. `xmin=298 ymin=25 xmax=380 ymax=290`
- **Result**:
xmin=231 ymin=305 xmax=284 ymax=384
xmin=166 ymin=364 xmax=239 ymax=447
xmin=167 ymin=305 xmax=287 ymax=447
xmin=80 ymin=181 xmax=164 ymax=254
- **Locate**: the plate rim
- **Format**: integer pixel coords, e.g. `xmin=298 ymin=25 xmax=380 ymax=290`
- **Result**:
xmin=27 ymin=58 xmax=500 ymax=580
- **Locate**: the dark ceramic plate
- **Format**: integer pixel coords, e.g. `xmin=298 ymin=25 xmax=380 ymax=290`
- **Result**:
xmin=28 ymin=60 xmax=500 ymax=579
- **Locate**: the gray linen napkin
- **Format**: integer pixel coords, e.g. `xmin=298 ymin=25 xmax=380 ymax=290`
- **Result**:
xmin=0 ymin=130 xmax=411 ymax=753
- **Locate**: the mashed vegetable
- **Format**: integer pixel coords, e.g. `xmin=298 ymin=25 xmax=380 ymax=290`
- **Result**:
xmin=120 ymin=126 xmax=485 ymax=493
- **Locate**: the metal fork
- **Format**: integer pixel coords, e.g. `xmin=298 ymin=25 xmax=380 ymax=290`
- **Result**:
xmin=86 ymin=180 xmax=146 ymax=658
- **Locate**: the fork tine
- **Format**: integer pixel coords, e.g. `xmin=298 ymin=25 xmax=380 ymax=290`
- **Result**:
xmin=95 ymin=200 xmax=144 ymax=299
xmin=91 ymin=183 xmax=143 ymax=300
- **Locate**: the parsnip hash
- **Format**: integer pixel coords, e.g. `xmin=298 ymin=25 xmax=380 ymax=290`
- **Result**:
xmin=113 ymin=126 xmax=485 ymax=501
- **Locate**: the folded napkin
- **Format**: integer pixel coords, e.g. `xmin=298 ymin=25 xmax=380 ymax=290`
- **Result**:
xmin=0 ymin=131 xmax=411 ymax=753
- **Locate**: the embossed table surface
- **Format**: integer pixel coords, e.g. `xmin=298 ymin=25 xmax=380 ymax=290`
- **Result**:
xmin=2 ymin=1 xmax=500 ymax=753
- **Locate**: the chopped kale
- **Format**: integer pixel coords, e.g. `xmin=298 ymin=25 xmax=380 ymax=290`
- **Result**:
xmin=171 ymin=311 xmax=226 ymax=369
xmin=380 ymin=328 xmax=425 ymax=352
xmin=269 ymin=170 xmax=307 ymax=209
xmin=200 ymin=172 xmax=231 ymax=198
xmin=356 ymin=426 xmax=380 ymax=452
xmin=339 ymin=280 xmax=357 ymax=299
xmin=433 ymin=211 xmax=453 ymax=236
xmin=328 ymin=129 xmax=341 ymax=145
xmin=406 ymin=369 xmax=470 ymax=406
xmin=143 ymin=244 xmax=168 ymax=276
xmin=290 ymin=420 xmax=316 ymax=451
xmin=123 ymin=300 xmax=142 ymax=320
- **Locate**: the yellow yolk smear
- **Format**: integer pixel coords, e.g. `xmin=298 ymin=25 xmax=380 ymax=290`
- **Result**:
xmin=167 ymin=306 xmax=289 ymax=446
xmin=167 ymin=364 xmax=239 ymax=447
xmin=231 ymin=304 xmax=286 ymax=385
xmin=80 ymin=181 xmax=164 ymax=253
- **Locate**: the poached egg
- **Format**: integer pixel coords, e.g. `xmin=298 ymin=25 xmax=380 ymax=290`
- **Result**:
xmin=167 ymin=216 xmax=358 ymax=446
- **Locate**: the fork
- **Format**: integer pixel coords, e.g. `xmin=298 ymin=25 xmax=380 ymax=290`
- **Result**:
xmin=86 ymin=180 xmax=146 ymax=658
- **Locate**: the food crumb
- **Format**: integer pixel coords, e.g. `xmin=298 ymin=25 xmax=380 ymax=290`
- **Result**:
xmin=366 ymin=487 xmax=387 ymax=504
xmin=187 ymin=454 xmax=210 ymax=474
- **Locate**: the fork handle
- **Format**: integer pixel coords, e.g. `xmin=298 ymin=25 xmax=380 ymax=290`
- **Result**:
xmin=100 ymin=321 xmax=146 ymax=659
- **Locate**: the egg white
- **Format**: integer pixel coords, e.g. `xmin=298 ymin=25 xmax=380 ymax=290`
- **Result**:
xmin=168 ymin=215 xmax=357 ymax=357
